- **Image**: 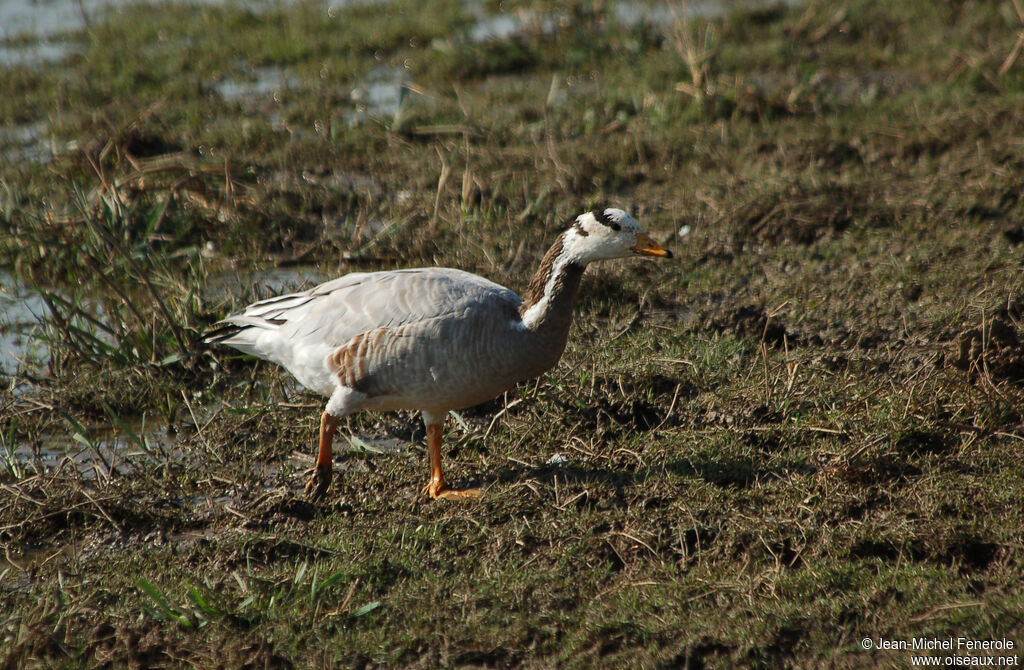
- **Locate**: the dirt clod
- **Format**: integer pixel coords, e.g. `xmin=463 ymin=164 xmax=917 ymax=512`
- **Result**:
xmin=953 ymin=318 xmax=1024 ymax=383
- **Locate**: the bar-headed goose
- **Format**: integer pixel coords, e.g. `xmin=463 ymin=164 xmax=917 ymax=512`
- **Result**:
xmin=207 ymin=207 xmax=672 ymax=500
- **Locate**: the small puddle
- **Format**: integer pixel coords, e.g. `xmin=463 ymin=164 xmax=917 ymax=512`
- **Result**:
xmin=0 ymin=0 xmax=116 ymax=66
xmin=214 ymin=65 xmax=301 ymax=103
xmin=467 ymin=8 xmax=557 ymax=43
xmin=346 ymin=64 xmax=411 ymax=125
xmin=0 ymin=272 xmax=52 ymax=378
xmin=0 ymin=0 xmax=240 ymax=40
xmin=343 ymin=433 xmax=407 ymax=454
xmin=0 ymin=120 xmax=55 ymax=164
xmin=212 ymin=54 xmax=411 ymax=127
xmin=4 ymin=417 xmax=178 ymax=481
xmin=0 ymin=40 xmax=75 ymax=67
xmin=465 ymin=0 xmax=805 ymax=43
xmin=0 ymin=0 xmax=118 ymax=39
xmin=612 ymin=0 xmax=805 ymax=26
xmin=0 ymin=0 xmax=285 ymax=67
xmin=0 ymin=541 xmax=83 ymax=592
xmin=0 ymin=272 xmax=116 ymax=383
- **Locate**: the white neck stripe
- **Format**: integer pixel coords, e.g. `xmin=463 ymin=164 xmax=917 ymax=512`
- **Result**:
xmin=520 ymin=235 xmax=579 ymax=329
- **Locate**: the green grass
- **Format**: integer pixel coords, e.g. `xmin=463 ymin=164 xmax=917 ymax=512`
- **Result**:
xmin=3 ymin=0 xmax=1024 ymax=666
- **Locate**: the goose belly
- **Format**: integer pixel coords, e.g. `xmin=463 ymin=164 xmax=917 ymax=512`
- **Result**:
xmin=363 ymin=353 xmax=548 ymax=412
xmin=349 ymin=318 xmax=562 ymax=413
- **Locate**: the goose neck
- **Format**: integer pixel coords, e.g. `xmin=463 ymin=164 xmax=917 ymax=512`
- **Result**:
xmin=519 ymin=233 xmax=586 ymax=332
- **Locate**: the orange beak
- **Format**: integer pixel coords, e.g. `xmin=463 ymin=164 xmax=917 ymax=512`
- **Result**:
xmin=631 ymin=233 xmax=673 ymax=258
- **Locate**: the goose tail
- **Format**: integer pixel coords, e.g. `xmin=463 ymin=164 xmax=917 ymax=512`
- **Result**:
xmin=203 ymin=290 xmax=314 ymax=353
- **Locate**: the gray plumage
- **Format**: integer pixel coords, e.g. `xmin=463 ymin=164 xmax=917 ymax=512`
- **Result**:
xmin=209 ymin=267 xmax=568 ymax=413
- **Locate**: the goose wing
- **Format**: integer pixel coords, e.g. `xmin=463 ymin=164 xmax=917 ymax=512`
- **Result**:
xmin=209 ymin=267 xmax=522 ymax=351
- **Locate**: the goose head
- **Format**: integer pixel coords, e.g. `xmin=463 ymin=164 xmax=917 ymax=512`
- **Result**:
xmin=518 ymin=207 xmax=673 ymax=330
xmin=562 ymin=207 xmax=673 ymax=264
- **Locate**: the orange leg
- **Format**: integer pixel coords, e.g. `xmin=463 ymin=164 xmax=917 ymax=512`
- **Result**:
xmin=305 ymin=411 xmax=339 ymax=501
xmin=421 ymin=423 xmax=482 ymax=500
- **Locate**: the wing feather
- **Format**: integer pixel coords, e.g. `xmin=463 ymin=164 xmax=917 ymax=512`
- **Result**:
xmin=208 ymin=268 xmax=522 ymax=352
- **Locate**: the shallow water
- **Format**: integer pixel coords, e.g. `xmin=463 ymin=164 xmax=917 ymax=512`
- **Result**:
xmin=0 ymin=0 xmax=111 ymax=39
xmin=0 ymin=38 xmax=73 ymax=66
xmin=0 ymin=0 xmax=801 ymax=72
xmin=614 ymin=0 xmax=803 ymax=25
xmin=2 ymin=411 xmax=178 ymax=478
xmin=0 ymin=0 xmax=126 ymax=65
xmin=1 ymin=0 xmax=804 ymax=165
xmin=0 ymin=271 xmax=51 ymax=378
xmin=467 ymin=7 xmax=556 ymax=43
xmin=1 ymin=264 xmax=330 ymax=478
xmin=0 ymin=272 xmax=117 ymax=384
xmin=348 ymin=64 xmax=411 ymax=121
xmin=0 ymin=119 xmax=54 ymax=164
xmin=214 ymin=64 xmax=301 ymax=103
